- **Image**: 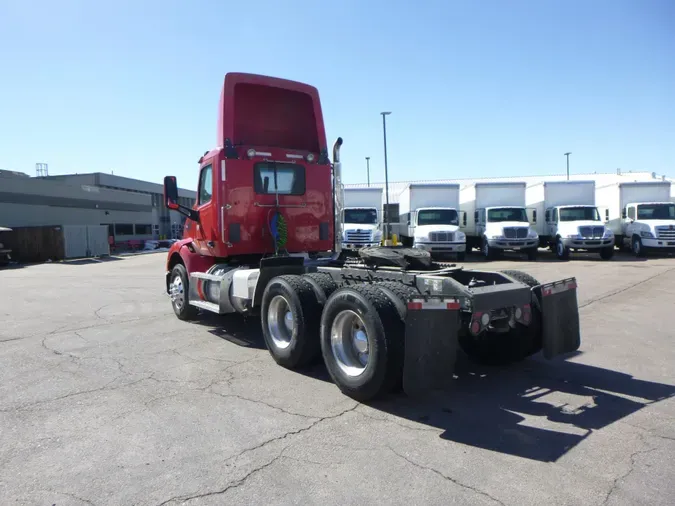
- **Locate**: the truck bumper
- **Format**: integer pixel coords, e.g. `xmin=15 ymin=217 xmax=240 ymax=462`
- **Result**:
xmin=414 ymin=242 xmax=466 ymax=254
xmin=561 ymin=237 xmax=614 ymax=249
xmin=343 ymin=242 xmax=380 ymax=250
xmin=642 ymin=238 xmax=675 ymax=249
xmin=488 ymin=239 xmax=538 ymax=250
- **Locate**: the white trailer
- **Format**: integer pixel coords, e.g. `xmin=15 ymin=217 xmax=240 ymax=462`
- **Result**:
xmin=460 ymin=182 xmax=538 ymax=260
xmin=398 ymin=183 xmax=466 ymax=260
xmin=596 ymin=181 xmax=675 ymax=257
xmin=526 ymin=181 xmax=614 ymax=260
xmin=342 ymin=187 xmax=383 ymax=250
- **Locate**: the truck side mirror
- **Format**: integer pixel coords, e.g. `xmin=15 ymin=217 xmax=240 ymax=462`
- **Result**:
xmin=164 ymin=176 xmax=180 ymax=210
xmin=164 ymin=175 xmax=200 ymax=222
xmin=532 ymin=210 xmax=537 ymax=223
xmin=474 ymin=211 xmax=478 ymax=221
xmin=605 ymin=209 xmax=609 ymax=222
xmin=463 ymin=212 xmax=467 ymax=227
xmin=621 ymin=208 xmax=626 ymax=219
xmin=545 ymin=210 xmax=550 ymax=222
xmin=263 ymin=176 xmax=270 ymax=194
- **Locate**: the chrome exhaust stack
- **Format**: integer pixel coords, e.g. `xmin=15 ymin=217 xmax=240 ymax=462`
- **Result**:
xmin=332 ymin=137 xmax=344 ymax=255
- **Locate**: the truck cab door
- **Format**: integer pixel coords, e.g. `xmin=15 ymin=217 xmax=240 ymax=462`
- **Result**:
xmin=624 ymin=205 xmax=636 ymax=236
xmin=194 ymin=162 xmax=217 ymax=256
xmin=545 ymin=208 xmax=556 ymax=237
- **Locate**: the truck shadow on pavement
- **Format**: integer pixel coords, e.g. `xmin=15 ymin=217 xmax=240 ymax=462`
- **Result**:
xmin=193 ymin=313 xmax=675 ymax=462
xmin=366 ymin=352 xmax=675 ymax=463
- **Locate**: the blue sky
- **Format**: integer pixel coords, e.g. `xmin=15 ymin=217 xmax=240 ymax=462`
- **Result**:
xmin=1 ymin=0 xmax=673 ymax=190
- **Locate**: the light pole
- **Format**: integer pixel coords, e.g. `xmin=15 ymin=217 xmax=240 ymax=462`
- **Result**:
xmin=365 ymin=156 xmax=371 ymax=187
xmin=381 ymin=111 xmax=392 ymax=240
xmin=564 ymin=152 xmax=571 ymax=180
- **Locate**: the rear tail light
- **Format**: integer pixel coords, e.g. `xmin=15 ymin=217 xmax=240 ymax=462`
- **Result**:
xmin=470 ymin=312 xmax=489 ymax=335
xmin=515 ymin=304 xmax=531 ymax=325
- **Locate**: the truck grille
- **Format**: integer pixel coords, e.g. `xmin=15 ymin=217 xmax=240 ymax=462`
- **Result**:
xmin=345 ymin=230 xmax=372 ymax=243
xmin=578 ymin=226 xmax=604 ymax=239
xmin=503 ymin=227 xmax=528 ymax=239
xmin=656 ymin=226 xmax=675 ymax=240
xmin=429 ymin=231 xmax=455 ymax=242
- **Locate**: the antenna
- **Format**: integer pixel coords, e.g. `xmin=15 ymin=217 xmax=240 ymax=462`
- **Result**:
xmin=36 ymin=163 xmax=49 ymax=177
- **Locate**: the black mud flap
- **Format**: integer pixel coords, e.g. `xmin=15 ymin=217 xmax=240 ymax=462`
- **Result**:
xmin=403 ymin=298 xmax=461 ymax=397
xmin=533 ymin=277 xmax=581 ymax=360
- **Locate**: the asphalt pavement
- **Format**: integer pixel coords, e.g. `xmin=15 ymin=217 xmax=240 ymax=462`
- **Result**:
xmin=1 ymin=250 xmax=674 ymax=506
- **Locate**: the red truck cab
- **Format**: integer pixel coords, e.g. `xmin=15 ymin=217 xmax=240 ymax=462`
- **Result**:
xmin=165 ymin=73 xmax=335 ymax=276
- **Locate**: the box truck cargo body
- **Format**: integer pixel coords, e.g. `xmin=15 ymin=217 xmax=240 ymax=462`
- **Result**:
xmin=342 ymin=187 xmax=383 ymax=250
xmin=596 ymin=181 xmax=675 ymax=256
xmin=398 ymin=184 xmax=466 ymax=260
xmin=526 ymin=181 xmax=614 ymax=260
xmin=460 ymin=182 xmax=539 ymax=260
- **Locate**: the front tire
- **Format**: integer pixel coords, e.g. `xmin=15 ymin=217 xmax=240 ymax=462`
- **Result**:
xmin=320 ymin=284 xmax=404 ymax=401
xmin=261 ymin=275 xmax=322 ymax=369
xmin=169 ymin=264 xmax=199 ymax=321
xmin=526 ymin=247 xmax=538 ymax=261
xmin=632 ymin=235 xmax=646 ymax=258
xmin=555 ymin=237 xmax=570 ymax=260
xmin=457 ymin=251 xmax=466 ymax=262
xmin=599 ymin=246 xmax=614 ymax=260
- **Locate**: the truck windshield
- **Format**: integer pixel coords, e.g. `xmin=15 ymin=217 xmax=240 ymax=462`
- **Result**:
xmin=637 ymin=204 xmax=675 ymax=220
xmin=559 ymin=206 xmax=600 ymax=221
xmin=487 ymin=208 xmax=527 ymax=222
xmin=417 ymin=209 xmax=458 ymax=226
xmin=344 ymin=209 xmax=378 ymax=224
xmin=254 ymin=163 xmax=306 ymax=195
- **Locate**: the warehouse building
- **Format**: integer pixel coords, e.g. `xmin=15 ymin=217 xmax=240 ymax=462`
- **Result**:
xmin=0 ymin=170 xmax=196 ymax=241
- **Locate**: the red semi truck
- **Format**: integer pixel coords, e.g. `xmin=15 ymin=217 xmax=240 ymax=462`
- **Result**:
xmin=162 ymin=72 xmax=582 ymax=401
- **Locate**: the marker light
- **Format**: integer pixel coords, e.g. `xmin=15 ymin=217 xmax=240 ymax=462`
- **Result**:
xmin=247 ymin=148 xmax=256 ymax=158
xmin=306 ymin=153 xmax=316 ymax=163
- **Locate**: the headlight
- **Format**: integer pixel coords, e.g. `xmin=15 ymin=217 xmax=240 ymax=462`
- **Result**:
xmin=567 ymin=234 xmax=580 ymax=239
xmin=455 ymin=232 xmax=466 ymax=241
xmin=373 ymin=230 xmax=382 ymax=240
xmin=528 ymin=230 xmax=538 ymax=239
xmin=640 ymin=230 xmax=654 ymax=239
xmin=490 ymin=235 xmax=504 ymax=240
xmin=603 ymin=229 xmax=613 ymax=238
xmin=414 ymin=236 xmax=428 ymax=243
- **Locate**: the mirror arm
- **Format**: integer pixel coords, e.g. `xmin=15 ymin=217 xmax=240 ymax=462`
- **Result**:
xmin=175 ymin=204 xmax=200 ymax=222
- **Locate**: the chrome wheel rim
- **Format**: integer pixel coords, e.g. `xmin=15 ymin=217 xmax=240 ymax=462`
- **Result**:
xmin=330 ymin=310 xmax=370 ymax=377
xmin=634 ymin=239 xmax=640 ymax=255
xmin=268 ymin=295 xmax=294 ymax=349
xmin=557 ymin=240 xmax=564 ymax=256
xmin=169 ymin=274 xmax=185 ymax=310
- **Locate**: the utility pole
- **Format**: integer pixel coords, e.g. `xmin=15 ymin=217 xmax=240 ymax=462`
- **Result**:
xmin=381 ymin=112 xmax=392 ymax=240
xmin=564 ymin=152 xmax=571 ymax=180
xmin=365 ymin=157 xmax=371 ymax=186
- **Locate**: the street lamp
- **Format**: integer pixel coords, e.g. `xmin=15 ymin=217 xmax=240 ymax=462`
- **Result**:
xmin=381 ymin=111 xmax=392 ymax=240
xmin=564 ymin=152 xmax=571 ymax=180
xmin=365 ymin=157 xmax=371 ymax=187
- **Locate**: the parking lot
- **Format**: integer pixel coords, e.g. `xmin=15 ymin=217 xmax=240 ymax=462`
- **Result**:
xmin=1 ymin=251 xmax=674 ymax=506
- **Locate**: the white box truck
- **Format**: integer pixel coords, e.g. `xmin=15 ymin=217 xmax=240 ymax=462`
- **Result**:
xmin=526 ymin=181 xmax=614 ymax=260
xmin=342 ymin=187 xmax=383 ymax=250
xmin=460 ymin=182 xmax=539 ymax=260
xmin=596 ymin=181 xmax=675 ymax=257
xmin=397 ymin=183 xmax=466 ymax=261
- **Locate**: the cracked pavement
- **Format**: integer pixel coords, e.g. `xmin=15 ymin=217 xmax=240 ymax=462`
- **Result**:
xmin=1 ymin=252 xmax=674 ymax=505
